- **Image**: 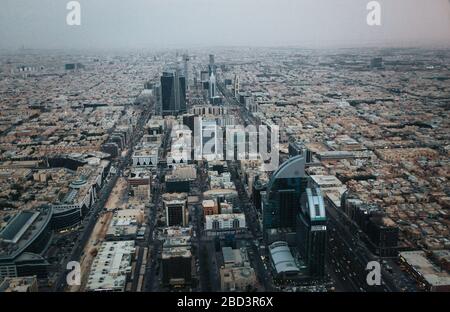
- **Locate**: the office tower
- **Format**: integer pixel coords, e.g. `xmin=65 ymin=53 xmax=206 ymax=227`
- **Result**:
xmin=209 ymin=71 xmax=216 ymax=100
xmin=208 ymin=54 xmax=215 ymax=76
xmin=163 ymin=193 xmax=188 ymax=227
xmin=162 ymin=248 xmax=192 ymax=287
xmin=296 ymin=187 xmax=327 ymax=279
xmin=370 ymin=57 xmax=383 ymax=69
xmin=262 ymin=155 xmax=308 ymax=232
xmin=366 ymin=216 xmax=399 ymax=257
xmin=153 ymin=83 xmax=162 ymax=115
xmin=161 ymin=69 xmax=186 ymax=116
xmin=182 ymin=54 xmax=189 ymax=89
xmin=162 ymin=237 xmax=192 ymax=287
xmin=233 ymin=74 xmax=239 ymax=98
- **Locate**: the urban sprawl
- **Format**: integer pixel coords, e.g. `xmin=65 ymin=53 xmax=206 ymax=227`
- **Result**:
xmin=0 ymin=47 xmax=449 ymax=292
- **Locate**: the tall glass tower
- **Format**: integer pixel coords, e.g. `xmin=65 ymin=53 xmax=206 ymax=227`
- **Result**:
xmin=297 ymin=187 xmax=327 ymax=279
xmin=161 ymin=69 xmax=186 ymax=116
xmin=262 ymin=155 xmax=308 ymax=231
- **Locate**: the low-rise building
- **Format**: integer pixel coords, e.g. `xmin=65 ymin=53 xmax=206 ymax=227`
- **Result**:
xmin=205 ymin=213 xmax=246 ymax=235
xmin=85 ymin=240 xmax=135 ymax=292
xmin=0 ymin=276 xmax=38 ymax=292
xmin=268 ymin=241 xmax=301 ymax=280
xmin=399 ymin=250 xmax=450 ymax=292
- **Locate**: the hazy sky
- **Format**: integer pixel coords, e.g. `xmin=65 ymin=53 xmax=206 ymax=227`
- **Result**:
xmin=1 ymin=0 xmax=449 ymax=50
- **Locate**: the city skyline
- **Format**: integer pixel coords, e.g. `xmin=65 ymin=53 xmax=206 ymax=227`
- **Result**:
xmin=1 ymin=0 xmax=450 ymax=302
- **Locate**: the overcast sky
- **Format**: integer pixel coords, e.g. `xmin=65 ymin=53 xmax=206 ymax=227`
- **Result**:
xmin=1 ymin=0 xmax=449 ymax=50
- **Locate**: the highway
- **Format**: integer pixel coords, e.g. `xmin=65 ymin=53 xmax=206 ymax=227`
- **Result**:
xmin=143 ymin=122 xmax=170 ymax=291
xmin=215 ymin=78 xmax=274 ymax=291
xmin=53 ymin=106 xmax=151 ymax=291
xmin=227 ymin=161 xmax=274 ymax=291
xmin=327 ymin=199 xmax=417 ymax=292
xmin=193 ymin=163 xmax=215 ymax=291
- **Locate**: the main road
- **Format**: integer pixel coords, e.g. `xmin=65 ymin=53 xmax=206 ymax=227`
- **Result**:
xmin=54 ymin=106 xmax=151 ymax=291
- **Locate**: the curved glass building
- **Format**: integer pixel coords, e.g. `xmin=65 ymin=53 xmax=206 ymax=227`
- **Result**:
xmin=0 ymin=206 xmax=53 ymax=279
xmin=262 ymin=155 xmax=308 ymax=231
xmin=261 ymin=155 xmax=328 ymax=280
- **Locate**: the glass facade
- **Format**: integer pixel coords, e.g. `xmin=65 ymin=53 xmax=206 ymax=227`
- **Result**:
xmin=161 ymin=70 xmax=186 ymax=115
xmin=297 ymin=188 xmax=327 ymax=279
xmin=262 ymin=155 xmax=308 ymax=231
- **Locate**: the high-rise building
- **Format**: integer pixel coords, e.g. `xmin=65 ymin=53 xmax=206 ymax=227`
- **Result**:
xmin=296 ymin=187 xmax=327 ymax=279
xmin=366 ymin=216 xmax=399 ymax=257
xmin=161 ymin=69 xmax=186 ymax=116
xmin=153 ymin=83 xmax=162 ymax=115
xmin=370 ymin=57 xmax=383 ymax=69
xmin=208 ymin=54 xmax=215 ymax=76
xmin=209 ymin=72 xmax=216 ymax=100
xmin=182 ymin=54 xmax=189 ymax=88
xmin=163 ymin=193 xmax=189 ymax=227
xmin=233 ymin=74 xmax=239 ymax=98
xmin=162 ymin=237 xmax=192 ymax=287
xmin=262 ymin=155 xmax=308 ymax=232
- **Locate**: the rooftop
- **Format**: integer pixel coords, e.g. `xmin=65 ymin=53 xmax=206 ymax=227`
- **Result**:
xmin=86 ymin=240 xmax=135 ymax=291
xmin=400 ymin=251 xmax=450 ymax=287
xmin=268 ymin=241 xmax=300 ymax=274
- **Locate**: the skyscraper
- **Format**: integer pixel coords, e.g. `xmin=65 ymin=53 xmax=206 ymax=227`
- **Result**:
xmin=296 ymin=187 xmax=327 ymax=279
xmin=163 ymin=193 xmax=188 ymax=227
xmin=233 ymin=74 xmax=239 ymax=99
xmin=182 ymin=54 xmax=189 ymax=89
xmin=209 ymin=71 xmax=216 ymax=100
xmin=208 ymin=54 xmax=215 ymax=76
xmin=262 ymin=155 xmax=308 ymax=232
xmin=161 ymin=69 xmax=186 ymax=116
xmin=153 ymin=83 xmax=162 ymax=115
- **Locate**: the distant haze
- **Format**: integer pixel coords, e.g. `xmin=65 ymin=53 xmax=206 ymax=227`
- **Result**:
xmin=1 ymin=0 xmax=449 ymax=50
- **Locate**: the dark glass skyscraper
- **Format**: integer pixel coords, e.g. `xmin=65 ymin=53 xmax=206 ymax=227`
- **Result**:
xmin=262 ymin=155 xmax=308 ymax=231
xmin=208 ymin=54 xmax=215 ymax=76
xmin=297 ymin=187 xmax=327 ymax=279
xmin=261 ymin=155 xmax=327 ymax=279
xmin=161 ymin=69 xmax=186 ymax=116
